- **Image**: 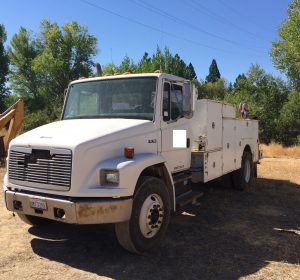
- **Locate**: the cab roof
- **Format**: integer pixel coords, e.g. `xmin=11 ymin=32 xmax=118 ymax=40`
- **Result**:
xmin=69 ymin=73 xmax=189 ymax=86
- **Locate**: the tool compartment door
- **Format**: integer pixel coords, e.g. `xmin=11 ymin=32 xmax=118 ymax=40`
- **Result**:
xmin=222 ymin=119 xmax=237 ymax=174
xmin=203 ymin=150 xmax=223 ymax=182
xmin=206 ymin=101 xmax=222 ymax=151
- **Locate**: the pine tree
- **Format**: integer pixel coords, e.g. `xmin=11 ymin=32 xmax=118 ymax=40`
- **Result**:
xmin=233 ymin=74 xmax=247 ymax=90
xmin=138 ymin=52 xmax=152 ymax=73
xmin=185 ymin=63 xmax=197 ymax=80
xmin=228 ymin=82 xmax=233 ymax=93
xmin=206 ymin=59 xmax=221 ymax=83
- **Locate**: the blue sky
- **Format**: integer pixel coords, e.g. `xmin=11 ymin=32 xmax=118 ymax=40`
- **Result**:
xmin=0 ymin=0 xmax=291 ymax=82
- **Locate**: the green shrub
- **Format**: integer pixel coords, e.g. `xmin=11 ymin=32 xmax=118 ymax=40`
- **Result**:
xmin=23 ymin=110 xmax=52 ymax=132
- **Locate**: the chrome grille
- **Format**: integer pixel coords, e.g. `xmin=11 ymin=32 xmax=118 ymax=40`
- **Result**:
xmin=8 ymin=148 xmax=72 ymax=191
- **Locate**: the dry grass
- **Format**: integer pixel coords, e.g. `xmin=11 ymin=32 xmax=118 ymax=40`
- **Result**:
xmin=258 ymin=158 xmax=300 ymax=185
xmin=260 ymin=143 xmax=300 ymax=159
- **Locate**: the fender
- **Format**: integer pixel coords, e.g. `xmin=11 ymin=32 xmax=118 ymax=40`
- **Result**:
xmin=96 ymin=153 xmax=174 ymax=198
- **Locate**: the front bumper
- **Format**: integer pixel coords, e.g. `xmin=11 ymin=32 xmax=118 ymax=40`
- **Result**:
xmin=5 ymin=190 xmax=133 ymax=224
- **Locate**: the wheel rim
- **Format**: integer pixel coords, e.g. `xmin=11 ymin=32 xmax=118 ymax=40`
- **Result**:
xmin=244 ymin=159 xmax=251 ymax=183
xmin=139 ymin=193 xmax=164 ymax=238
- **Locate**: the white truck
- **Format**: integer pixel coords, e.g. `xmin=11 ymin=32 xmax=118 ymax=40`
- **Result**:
xmin=3 ymin=73 xmax=259 ymax=253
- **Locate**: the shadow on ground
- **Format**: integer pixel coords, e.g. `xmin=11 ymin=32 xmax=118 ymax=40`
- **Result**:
xmin=29 ymin=177 xmax=300 ymax=280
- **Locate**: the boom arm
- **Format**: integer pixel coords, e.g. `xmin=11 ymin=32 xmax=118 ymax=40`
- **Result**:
xmin=0 ymin=99 xmax=24 ymax=160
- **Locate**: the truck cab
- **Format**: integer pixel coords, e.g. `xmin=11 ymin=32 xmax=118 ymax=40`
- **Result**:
xmin=3 ymin=73 xmax=258 ymax=253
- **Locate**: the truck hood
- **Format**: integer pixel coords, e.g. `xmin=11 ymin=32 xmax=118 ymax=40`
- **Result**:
xmin=10 ymin=119 xmax=153 ymax=149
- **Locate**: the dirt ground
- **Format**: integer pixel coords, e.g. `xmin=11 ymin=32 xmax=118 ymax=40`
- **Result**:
xmin=1 ymin=158 xmax=300 ymax=280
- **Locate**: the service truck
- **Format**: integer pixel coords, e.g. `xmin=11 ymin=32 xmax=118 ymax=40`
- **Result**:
xmin=3 ymin=73 xmax=259 ymax=253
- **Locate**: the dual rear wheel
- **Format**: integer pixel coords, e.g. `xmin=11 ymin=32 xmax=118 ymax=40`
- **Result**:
xmin=231 ymin=151 xmax=254 ymax=191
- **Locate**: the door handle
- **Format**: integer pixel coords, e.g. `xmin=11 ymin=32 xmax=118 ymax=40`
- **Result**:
xmin=187 ymin=138 xmax=190 ymax=148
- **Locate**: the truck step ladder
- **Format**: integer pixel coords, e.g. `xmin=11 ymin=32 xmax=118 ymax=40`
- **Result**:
xmin=172 ymin=172 xmax=192 ymax=184
xmin=176 ymin=190 xmax=204 ymax=208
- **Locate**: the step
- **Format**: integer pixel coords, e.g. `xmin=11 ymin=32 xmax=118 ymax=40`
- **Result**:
xmin=176 ymin=190 xmax=204 ymax=208
xmin=172 ymin=172 xmax=192 ymax=184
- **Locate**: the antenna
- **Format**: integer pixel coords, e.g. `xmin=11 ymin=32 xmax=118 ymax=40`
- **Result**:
xmin=96 ymin=63 xmax=102 ymax=76
xmin=160 ymin=22 xmax=164 ymax=73
xmin=160 ymin=51 xmax=162 ymax=72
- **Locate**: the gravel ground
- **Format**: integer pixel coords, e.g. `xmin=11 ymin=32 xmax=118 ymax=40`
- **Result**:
xmin=1 ymin=158 xmax=300 ymax=280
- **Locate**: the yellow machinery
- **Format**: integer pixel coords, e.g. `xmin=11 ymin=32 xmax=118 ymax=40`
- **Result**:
xmin=0 ymin=99 xmax=24 ymax=163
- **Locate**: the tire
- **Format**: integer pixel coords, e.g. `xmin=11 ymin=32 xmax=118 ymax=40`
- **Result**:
xmin=17 ymin=213 xmax=52 ymax=226
xmin=232 ymin=151 xmax=254 ymax=191
xmin=115 ymin=176 xmax=171 ymax=254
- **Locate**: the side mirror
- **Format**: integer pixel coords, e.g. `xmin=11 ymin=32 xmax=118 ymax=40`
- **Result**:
xmin=183 ymin=82 xmax=193 ymax=118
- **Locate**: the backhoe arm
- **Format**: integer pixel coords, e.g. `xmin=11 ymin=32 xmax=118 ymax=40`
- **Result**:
xmin=0 ymin=99 xmax=24 ymax=159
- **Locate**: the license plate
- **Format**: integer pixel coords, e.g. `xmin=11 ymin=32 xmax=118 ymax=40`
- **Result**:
xmin=29 ymin=198 xmax=47 ymax=210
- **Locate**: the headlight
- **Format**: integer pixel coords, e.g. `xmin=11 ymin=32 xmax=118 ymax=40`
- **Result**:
xmin=100 ymin=169 xmax=119 ymax=185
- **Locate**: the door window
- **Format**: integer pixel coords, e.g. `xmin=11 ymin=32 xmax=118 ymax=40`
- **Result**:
xmin=163 ymin=82 xmax=183 ymax=121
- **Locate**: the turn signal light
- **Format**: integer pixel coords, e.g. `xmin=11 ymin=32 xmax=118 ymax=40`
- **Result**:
xmin=124 ymin=147 xmax=134 ymax=158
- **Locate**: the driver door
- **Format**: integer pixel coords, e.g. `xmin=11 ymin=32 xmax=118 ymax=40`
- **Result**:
xmin=160 ymin=80 xmax=191 ymax=173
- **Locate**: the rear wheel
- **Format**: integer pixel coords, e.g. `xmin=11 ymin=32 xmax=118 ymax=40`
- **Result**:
xmin=232 ymin=151 xmax=254 ymax=191
xmin=115 ymin=176 xmax=171 ymax=254
xmin=17 ymin=213 xmax=52 ymax=226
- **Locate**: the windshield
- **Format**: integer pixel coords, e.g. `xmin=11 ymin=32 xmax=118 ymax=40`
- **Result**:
xmin=62 ymin=77 xmax=157 ymax=121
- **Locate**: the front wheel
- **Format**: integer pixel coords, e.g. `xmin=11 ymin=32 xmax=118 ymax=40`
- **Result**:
xmin=232 ymin=151 xmax=254 ymax=191
xmin=115 ymin=176 xmax=171 ymax=254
